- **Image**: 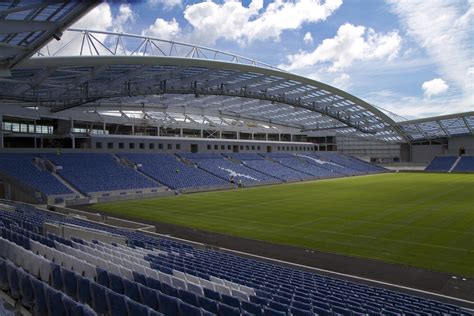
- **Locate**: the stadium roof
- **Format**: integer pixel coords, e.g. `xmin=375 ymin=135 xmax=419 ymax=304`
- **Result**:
xmin=397 ymin=111 xmax=474 ymax=141
xmin=0 ymin=27 xmax=472 ymax=143
xmin=0 ymin=1 xmax=97 ymax=74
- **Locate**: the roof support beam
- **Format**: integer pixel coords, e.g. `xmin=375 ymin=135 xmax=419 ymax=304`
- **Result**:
xmin=462 ymin=117 xmax=473 ymax=134
xmin=437 ymin=120 xmax=450 ymax=137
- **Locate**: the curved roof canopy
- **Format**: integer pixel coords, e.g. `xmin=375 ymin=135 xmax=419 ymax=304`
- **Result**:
xmin=2 ymin=28 xmax=472 ymax=142
xmin=0 ymin=29 xmax=409 ymax=142
xmin=0 ymin=1 xmax=96 ymax=72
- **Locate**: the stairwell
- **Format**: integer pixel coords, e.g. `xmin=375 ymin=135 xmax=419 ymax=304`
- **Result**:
xmin=114 ymin=154 xmax=168 ymax=188
xmin=37 ymin=158 xmax=86 ymax=198
xmin=448 ymin=156 xmax=462 ymax=173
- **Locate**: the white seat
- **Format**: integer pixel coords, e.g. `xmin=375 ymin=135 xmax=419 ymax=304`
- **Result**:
xmin=210 ymin=276 xmax=225 ymax=285
xmin=172 ymin=276 xmax=187 ymax=290
xmin=158 ymin=271 xmax=172 ymax=285
xmin=199 ymin=279 xmax=215 ymax=290
xmin=185 ymin=274 xmax=200 ymax=285
xmin=172 ymin=270 xmax=186 ymax=280
xmin=232 ymin=289 xmax=249 ymax=301
xmin=187 ymin=282 xmax=204 ymax=296
xmin=238 ymin=285 xmax=256 ymax=296
xmin=120 ymin=266 xmax=133 ymax=280
xmin=214 ymin=283 xmax=232 ymax=296
xmin=38 ymin=257 xmax=51 ymax=282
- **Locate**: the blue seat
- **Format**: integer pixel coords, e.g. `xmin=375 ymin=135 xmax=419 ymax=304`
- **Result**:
xmin=158 ymin=292 xmax=179 ymax=316
xmin=161 ymin=281 xmax=178 ymax=297
xmin=178 ymin=288 xmax=199 ymax=307
xmin=263 ymin=306 xmax=286 ymax=316
xmin=203 ymin=288 xmax=220 ymax=301
xmin=46 ymin=288 xmax=66 ymax=316
xmin=91 ymin=283 xmax=108 ymax=314
xmin=63 ymin=295 xmax=83 ymax=316
xmin=96 ymin=267 xmax=110 ymax=287
xmin=146 ymin=277 xmax=162 ymax=291
xmin=77 ymin=276 xmax=92 ymax=306
xmin=218 ymin=302 xmax=240 ymax=316
xmin=133 ymin=271 xmax=147 ymax=285
xmin=221 ymin=293 xmax=240 ymax=308
xmin=312 ymin=305 xmax=333 ymax=316
xmin=127 ymin=298 xmax=149 ymax=316
xmin=139 ymin=284 xmax=159 ymax=310
xmin=292 ymin=300 xmax=311 ymax=311
xmin=198 ymin=295 xmax=219 ymax=314
xmin=290 ymin=306 xmax=312 ymax=316
xmin=0 ymin=259 xmax=8 ymax=291
xmin=179 ymin=300 xmax=202 ymax=316
xmin=242 ymin=300 xmax=263 ymax=316
xmin=6 ymin=261 xmax=20 ymax=299
xmin=268 ymin=300 xmax=288 ymax=313
xmin=107 ymin=289 xmax=128 ymax=316
xmin=18 ymin=270 xmax=34 ymax=308
xmin=109 ymin=272 xmax=125 ymax=294
xmin=250 ymin=295 xmax=267 ymax=306
xmin=124 ymin=278 xmax=141 ymax=302
xmin=31 ymin=277 xmax=48 ymax=316
xmin=62 ymin=269 xmax=78 ymax=299
xmin=50 ymin=263 xmax=63 ymax=291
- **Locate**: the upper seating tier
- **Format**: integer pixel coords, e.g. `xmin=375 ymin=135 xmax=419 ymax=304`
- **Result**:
xmin=0 ymin=154 xmax=71 ymax=195
xmin=43 ymin=153 xmax=158 ymax=194
xmin=425 ymin=156 xmax=458 ymax=172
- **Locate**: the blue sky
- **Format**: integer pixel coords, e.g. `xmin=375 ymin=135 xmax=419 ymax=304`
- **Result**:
xmin=72 ymin=0 xmax=473 ymax=119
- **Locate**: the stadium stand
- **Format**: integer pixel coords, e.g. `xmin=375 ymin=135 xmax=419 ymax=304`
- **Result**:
xmin=42 ymin=153 xmax=158 ymax=194
xmin=0 ymin=201 xmax=470 ymax=316
xmin=120 ymin=153 xmax=228 ymax=190
xmin=452 ymin=156 xmax=474 ymax=172
xmin=225 ymin=153 xmax=312 ymax=182
xmin=178 ymin=153 xmax=278 ymax=185
xmin=0 ymin=152 xmax=387 ymax=201
xmin=0 ymin=154 xmax=72 ymax=196
xmin=425 ymin=156 xmax=458 ymax=172
xmin=264 ymin=153 xmax=342 ymax=179
xmin=313 ymin=152 xmax=385 ymax=174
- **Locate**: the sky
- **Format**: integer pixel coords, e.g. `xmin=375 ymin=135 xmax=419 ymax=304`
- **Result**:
xmin=71 ymin=0 xmax=474 ymax=120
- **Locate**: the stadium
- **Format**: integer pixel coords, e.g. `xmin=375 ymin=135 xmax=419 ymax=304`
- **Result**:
xmin=0 ymin=1 xmax=473 ymax=315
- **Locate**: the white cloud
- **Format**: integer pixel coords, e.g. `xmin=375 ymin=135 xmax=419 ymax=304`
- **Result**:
xmin=142 ymin=18 xmax=181 ymax=40
xmin=183 ymin=0 xmax=342 ymax=45
xmin=148 ymin=0 xmax=182 ymax=9
xmin=421 ymin=78 xmax=449 ymax=98
xmin=43 ymin=3 xmax=114 ymax=55
xmin=72 ymin=3 xmax=113 ymax=30
xmin=303 ymin=32 xmax=313 ymax=45
xmin=365 ymin=89 xmax=469 ymax=119
xmin=281 ymin=23 xmax=401 ymax=71
xmin=332 ymin=73 xmax=351 ymax=90
xmin=387 ymin=0 xmax=474 ymax=102
xmin=112 ymin=4 xmax=135 ymax=33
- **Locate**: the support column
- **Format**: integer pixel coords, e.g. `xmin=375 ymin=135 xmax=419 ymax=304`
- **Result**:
xmin=219 ymin=130 xmax=222 ymax=139
xmin=290 ymin=134 xmax=293 ymax=142
xmin=278 ymin=133 xmax=281 ymax=141
xmin=200 ymin=129 xmax=203 ymax=138
xmin=156 ymin=125 xmax=160 ymax=136
xmin=0 ymin=115 xmax=3 ymax=149
xmin=251 ymin=133 xmax=254 ymax=140
xmin=103 ymin=121 xmax=106 ymax=133
xmin=180 ymin=128 xmax=183 ymax=137
xmin=237 ymin=132 xmax=240 ymax=140
xmin=265 ymin=133 xmax=268 ymax=141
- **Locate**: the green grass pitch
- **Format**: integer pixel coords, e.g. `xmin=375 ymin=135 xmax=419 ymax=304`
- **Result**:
xmin=90 ymin=173 xmax=474 ymax=277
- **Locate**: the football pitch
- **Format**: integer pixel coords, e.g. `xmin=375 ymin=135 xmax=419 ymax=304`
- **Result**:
xmin=90 ymin=173 xmax=474 ymax=277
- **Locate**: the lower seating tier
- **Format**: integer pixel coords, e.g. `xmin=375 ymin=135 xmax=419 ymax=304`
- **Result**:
xmin=0 ymin=201 xmax=469 ymax=316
